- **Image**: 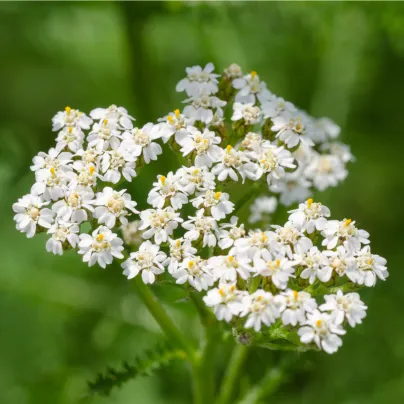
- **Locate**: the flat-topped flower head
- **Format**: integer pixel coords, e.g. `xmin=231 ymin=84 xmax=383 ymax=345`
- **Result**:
xmin=176 ymin=63 xmax=220 ymax=96
xmin=121 ymin=240 xmax=166 ymax=284
xmin=78 ymin=226 xmax=124 ymax=268
xmin=13 ymin=194 xmax=54 ymax=238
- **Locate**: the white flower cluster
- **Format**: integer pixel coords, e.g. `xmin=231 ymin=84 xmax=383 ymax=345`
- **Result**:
xmin=13 ymin=63 xmax=386 ymax=355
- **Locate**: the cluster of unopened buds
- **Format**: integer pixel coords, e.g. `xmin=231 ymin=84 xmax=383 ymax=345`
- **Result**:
xmin=13 ymin=63 xmax=388 ymax=354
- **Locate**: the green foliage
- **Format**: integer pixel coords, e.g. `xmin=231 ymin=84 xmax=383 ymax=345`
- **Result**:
xmin=88 ymin=342 xmax=186 ymax=397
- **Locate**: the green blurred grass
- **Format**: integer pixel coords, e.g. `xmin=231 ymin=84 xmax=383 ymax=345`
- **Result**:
xmin=1 ymin=2 xmax=404 ymax=403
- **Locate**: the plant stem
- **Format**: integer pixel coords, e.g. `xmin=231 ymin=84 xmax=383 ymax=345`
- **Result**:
xmin=215 ymin=344 xmax=249 ymax=404
xmin=232 ymin=183 xmax=262 ymax=216
xmin=134 ymin=277 xmax=194 ymax=360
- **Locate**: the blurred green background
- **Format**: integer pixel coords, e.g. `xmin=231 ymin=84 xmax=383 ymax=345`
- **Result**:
xmin=1 ymin=1 xmax=404 ymax=403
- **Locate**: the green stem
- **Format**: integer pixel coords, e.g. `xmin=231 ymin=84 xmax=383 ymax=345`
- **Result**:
xmin=133 ymin=277 xmax=194 ymax=360
xmin=233 ymin=183 xmax=262 ymax=217
xmin=215 ymin=344 xmax=249 ymax=404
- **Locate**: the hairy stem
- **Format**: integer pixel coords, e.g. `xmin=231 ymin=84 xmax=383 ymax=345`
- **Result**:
xmin=215 ymin=344 xmax=249 ymax=404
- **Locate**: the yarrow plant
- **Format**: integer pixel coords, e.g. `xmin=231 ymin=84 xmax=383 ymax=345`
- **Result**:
xmin=13 ymin=63 xmax=388 ymax=402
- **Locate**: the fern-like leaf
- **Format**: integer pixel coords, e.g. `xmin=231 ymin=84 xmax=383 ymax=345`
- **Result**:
xmin=88 ymin=342 xmax=187 ymax=396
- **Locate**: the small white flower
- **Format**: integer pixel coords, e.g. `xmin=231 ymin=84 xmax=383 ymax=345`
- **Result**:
xmin=90 ymin=105 xmax=135 ymax=130
xmin=139 ymin=207 xmax=183 ymax=244
xmin=55 ymin=126 xmax=84 ymax=152
xmin=183 ymin=209 xmax=218 ymax=247
xmin=147 ymin=172 xmax=188 ymax=210
xmin=191 ymin=190 xmax=234 ymax=221
xmin=261 ymin=94 xmax=296 ymax=119
xmin=78 ymin=226 xmax=124 ymax=268
xmin=70 ymin=161 xmax=99 ymax=189
xmin=234 ymin=230 xmax=272 ymax=259
xmin=288 ymin=198 xmax=330 ymax=233
xmin=165 ymin=238 xmax=197 ymax=274
xmin=320 ymin=291 xmax=367 ymax=327
xmin=241 ymin=132 xmax=263 ymax=153
xmin=173 ymin=257 xmax=214 ymax=291
xmin=158 ymin=109 xmax=193 ymax=143
xmin=121 ymin=240 xmax=166 ymax=284
xmin=240 ymin=290 xmax=286 ymax=332
xmin=183 ymin=93 xmax=226 ymax=124
xmin=121 ymin=220 xmax=143 ymax=246
xmin=122 ymin=123 xmax=162 ymax=164
xmin=30 ymin=148 xmax=73 ymax=174
xmin=93 ymin=187 xmax=138 ymax=228
xmin=232 ymin=71 xmax=270 ymax=104
xmin=212 ymin=145 xmax=256 ymax=183
xmin=52 ymin=187 xmax=94 ymax=224
xmin=52 ymin=106 xmax=92 ymax=132
xmin=203 ymin=283 xmax=246 ymax=322
xmin=349 ymin=246 xmax=388 ymax=286
xmin=46 ymin=221 xmax=80 ymax=255
xmin=281 ymin=289 xmax=317 ymax=326
xmin=249 ymin=196 xmax=277 ymax=224
xmin=232 ymin=103 xmax=262 ymax=125
xmin=298 ymin=310 xmax=346 ymax=354
xmin=177 ymin=165 xmax=216 ymax=195
xmin=176 ymin=63 xmax=219 ymax=96
xmin=254 ymin=251 xmax=295 ymax=290
xmin=13 ymin=194 xmax=54 ymax=238
xmin=305 ymin=154 xmax=347 ymax=191
xmin=322 ymin=218 xmax=370 ymax=253
xmin=218 ymin=216 xmax=246 ymax=250
xmin=272 ymin=113 xmax=314 ymax=149
xmin=208 ymin=254 xmax=252 ymax=282
xmin=87 ymin=119 xmax=122 ymax=152
xmin=323 ymin=245 xmax=356 ymax=278
xmin=310 ymin=117 xmax=340 ymax=143
xmin=175 ymin=127 xmax=222 ymax=168
xmin=101 ymin=142 xmax=137 ymax=184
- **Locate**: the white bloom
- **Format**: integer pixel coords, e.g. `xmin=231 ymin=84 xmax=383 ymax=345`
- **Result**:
xmin=294 ymin=241 xmax=332 ymax=284
xmin=90 ymin=105 xmax=134 ymax=130
xmin=305 ymin=154 xmax=347 ymax=191
xmin=158 ymin=109 xmax=193 ymax=143
xmin=13 ymin=194 xmax=54 ymax=238
xmin=165 ymin=238 xmax=197 ymax=274
xmin=320 ymin=291 xmax=367 ymax=327
xmin=249 ymin=196 xmax=277 ymax=224
xmin=122 ymin=123 xmax=162 ymax=164
xmin=121 ymin=240 xmax=166 ymax=284
xmin=234 ymin=230 xmax=273 ymax=259
xmin=261 ymin=94 xmax=296 ymax=119
xmin=30 ymin=148 xmax=73 ymax=173
xmin=183 ymin=93 xmax=226 ymax=124
xmin=253 ymin=143 xmax=296 ymax=184
xmin=208 ymin=254 xmax=252 ymax=282
xmin=191 ymin=190 xmax=234 ymax=221
xmin=55 ymin=126 xmax=84 ymax=152
xmin=52 ymin=187 xmax=94 ymax=223
xmin=281 ymin=289 xmax=317 ymax=326
xmin=175 ymin=127 xmax=222 ymax=168
xmin=241 ymin=132 xmax=262 ymax=153
xmin=310 ymin=117 xmax=340 ymax=143
xmin=121 ymin=220 xmax=143 ymax=246
xmin=203 ymin=284 xmax=245 ymax=322
xmin=322 ymin=219 xmax=370 ymax=253
xmin=298 ymin=310 xmax=346 ymax=354
xmin=46 ymin=221 xmax=80 ymax=255
xmin=183 ymin=209 xmax=218 ymax=247
xmin=101 ymin=142 xmax=137 ymax=184
xmin=218 ymin=216 xmax=246 ymax=250
xmin=173 ymin=257 xmax=214 ymax=291
xmin=321 ymin=141 xmax=354 ymax=164
xmin=78 ymin=226 xmax=124 ymax=268
xmin=93 ymin=187 xmax=138 ymax=228
xmin=70 ymin=161 xmax=99 ymax=188
xmin=139 ymin=207 xmax=183 ymax=244
xmin=323 ymin=245 xmax=356 ymax=278
xmin=177 ymin=165 xmax=216 ymax=195
xmin=224 ymin=63 xmax=243 ymax=79
xmin=288 ymin=198 xmax=330 ymax=233
xmin=52 ymin=106 xmax=92 ymax=132
xmin=87 ymin=119 xmax=122 ymax=152
xmin=232 ymin=71 xmax=270 ymax=104
xmin=240 ymin=290 xmax=286 ymax=332
xmin=212 ymin=145 xmax=256 ymax=182
xmin=272 ymin=113 xmax=314 ymax=149
xmin=176 ymin=63 xmax=219 ymax=96
xmin=147 ymin=172 xmax=188 ymax=210
xmin=254 ymin=251 xmax=295 ymax=290
xmin=232 ymin=103 xmax=262 ymax=125
xmin=349 ymin=246 xmax=388 ymax=286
